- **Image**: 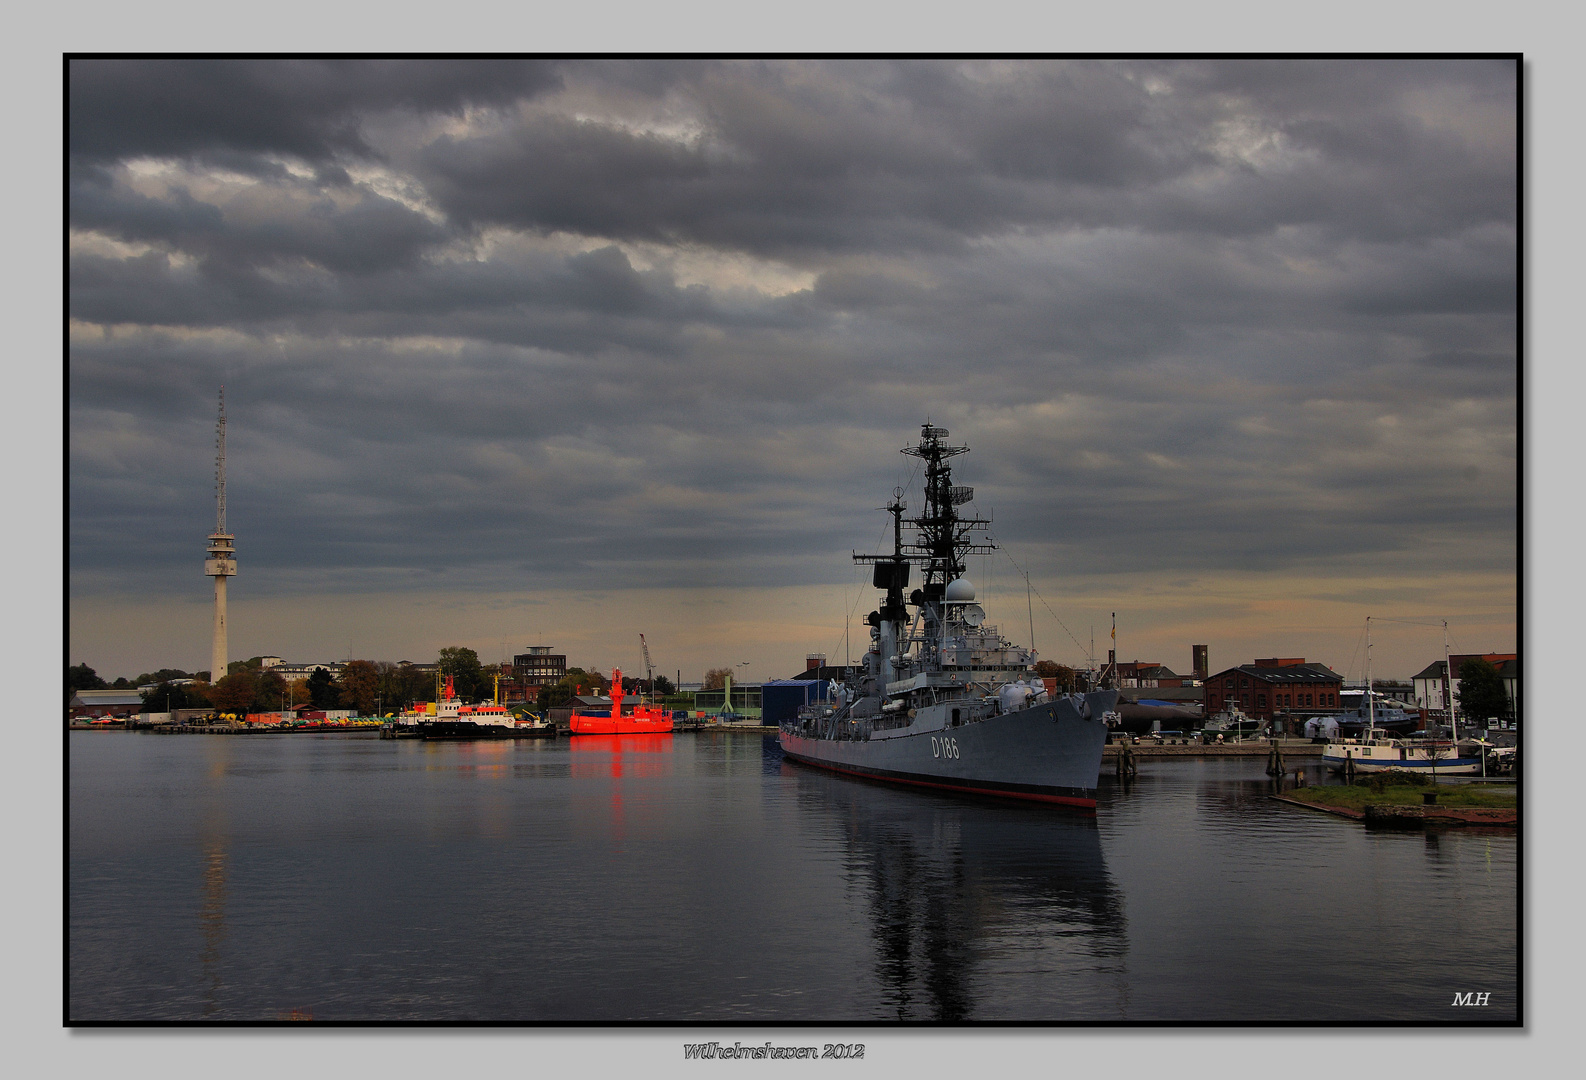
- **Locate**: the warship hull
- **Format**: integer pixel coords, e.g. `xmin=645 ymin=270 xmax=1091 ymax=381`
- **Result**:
xmin=780 ymin=689 xmax=1116 ymax=809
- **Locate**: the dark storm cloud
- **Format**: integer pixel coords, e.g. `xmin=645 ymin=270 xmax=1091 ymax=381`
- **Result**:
xmin=68 ymin=58 xmax=1516 ymax=644
xmin=69 ymin=58 xmax=564 ymax=166
xmin=71 ymin=174 xmax=450 ymax=276
xmin=413 ymin=59 xmax=1513 ymax=262
xmin=69 ymin=239 xmax=790 ymax=361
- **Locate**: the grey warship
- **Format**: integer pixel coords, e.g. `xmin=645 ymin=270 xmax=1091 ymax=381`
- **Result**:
xmin=779 ymin=424 xmax=1117 ymax=809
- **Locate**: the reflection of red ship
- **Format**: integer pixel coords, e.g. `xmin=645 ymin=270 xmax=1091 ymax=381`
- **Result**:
xmin=567 ymin=733 xmax=675 ymax=770
xmin=569 ymin=667 xmax=675 ymax=735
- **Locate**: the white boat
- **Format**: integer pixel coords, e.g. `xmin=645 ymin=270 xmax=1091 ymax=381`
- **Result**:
xmin=1322 ymin=735 xmax=1482 ymax=775
xmin=1322 ymin=618 xmax=1478 ymax=775
xmin=381 ymin=674 xmax=556 ymax=739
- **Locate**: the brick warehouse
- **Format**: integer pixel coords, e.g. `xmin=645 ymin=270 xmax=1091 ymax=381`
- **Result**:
xmin=1204 ymin=658 xmax=1343 ymax=721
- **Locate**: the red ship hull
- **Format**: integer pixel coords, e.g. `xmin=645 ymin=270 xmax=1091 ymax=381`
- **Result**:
xmin=569 ymin=713 xmax=674 ymax=735
xmin=568 ymin=665 xmax=674 ymax=735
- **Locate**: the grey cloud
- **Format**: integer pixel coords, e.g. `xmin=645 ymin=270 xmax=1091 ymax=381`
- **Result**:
xmin=414 ymin=60 xmax=1513 ymax=261
xmin=69 ymin=58 xmax=564 ymax=165
xmin=68 ymin=59 xmax=1516 ymax=676
xmin=72 ymin=173 xmax=450 ymax=276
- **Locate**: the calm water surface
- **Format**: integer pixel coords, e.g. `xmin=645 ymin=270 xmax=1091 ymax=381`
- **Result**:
xmin=68 ymin=731 xmax=1517 ymax=1022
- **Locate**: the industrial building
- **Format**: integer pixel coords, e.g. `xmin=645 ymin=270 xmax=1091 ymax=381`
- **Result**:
xmin=1203 ymin=658 xmax=1343 ymax=721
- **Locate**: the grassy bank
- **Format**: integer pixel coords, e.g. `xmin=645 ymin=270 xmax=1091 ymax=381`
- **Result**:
xmin=1289 ymin=781 xmax=1516 ymax=811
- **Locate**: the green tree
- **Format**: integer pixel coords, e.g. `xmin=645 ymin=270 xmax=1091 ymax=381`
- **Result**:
xmin=338 ymin=660 xmax=379 ymax=715
xmin=653 ymin=674 xmax=675 ymax=696
xmin=253 ymin=669 xmax=288 ymax=712
xmin=1457 ymin=659 xmax=1509 ymax=723
xmin=306 ymin=667 xmax=339 ymax=710
xmin=68 ymin=664 xmax=107 ymax=699
xmin=438 ymin=646 xmax=485 ymax=701
xmin=134 ymin=668 xmax=194 ymax=686
xmin=372 ymin=662 xmax=403 ymax=715
xmin=391 ymin=664 xmax=434 ymax=708
xmin=141 ymin=680 xmax=210 ymax=713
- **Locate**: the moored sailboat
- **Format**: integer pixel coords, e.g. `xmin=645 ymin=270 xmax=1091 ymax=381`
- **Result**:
xmin=1322 ymin=618 xmax=1479 ymax=776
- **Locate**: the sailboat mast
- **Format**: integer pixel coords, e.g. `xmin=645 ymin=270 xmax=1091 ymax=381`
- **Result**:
xmin=1365 ymin=617 xmax=1375 ymax=740
xmin=1443 ymin=620 xmax=1454 ymax=740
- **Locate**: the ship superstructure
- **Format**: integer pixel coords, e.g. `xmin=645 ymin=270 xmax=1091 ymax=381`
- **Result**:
xmin=779 ymin=424 xmax=1116 ymax=808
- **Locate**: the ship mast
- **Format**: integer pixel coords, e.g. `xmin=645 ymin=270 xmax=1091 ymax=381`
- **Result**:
xmin=899 ymin=424 xmax=993 ymax=590
xmin=855 ymin=423 xmax=995 ymax=688
xmin=1110 ymin=612 xmax=1116 ymax=690
xmin=1365 ymin=616 xmax=1374 ymax=741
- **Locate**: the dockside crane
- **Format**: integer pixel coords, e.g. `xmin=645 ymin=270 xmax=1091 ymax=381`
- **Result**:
xmin=640 ymin=633 xmax=656 ymax=701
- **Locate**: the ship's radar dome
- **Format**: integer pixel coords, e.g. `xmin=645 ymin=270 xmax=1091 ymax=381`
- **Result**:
xmin=944 ymin=578 xmax=976 ymax=602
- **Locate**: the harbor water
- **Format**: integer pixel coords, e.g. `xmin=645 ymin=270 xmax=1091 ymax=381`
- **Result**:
xmin=68 ymin=731 xmax=1517 ymax=1022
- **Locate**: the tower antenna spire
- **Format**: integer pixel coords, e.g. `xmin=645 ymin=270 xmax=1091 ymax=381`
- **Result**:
xmin=204 ymin=387 xmax=237 ymax=681
xmin=216 ymin=385 xmax=227 ymax=534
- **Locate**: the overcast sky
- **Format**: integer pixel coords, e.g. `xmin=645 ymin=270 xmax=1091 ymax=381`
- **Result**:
xmin=67 ymin=58 xmax=1518 ymax=682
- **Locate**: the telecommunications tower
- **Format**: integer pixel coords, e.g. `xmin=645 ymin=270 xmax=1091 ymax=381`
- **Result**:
xmin=204 ymin=388 xmax=237 ymax=681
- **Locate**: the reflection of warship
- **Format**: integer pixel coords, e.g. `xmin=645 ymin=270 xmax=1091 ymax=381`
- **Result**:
xmin=780 ymin=424 xmax=1116 ymax=808
xmin=789 ymin=766 xmax=1125 ymax=1021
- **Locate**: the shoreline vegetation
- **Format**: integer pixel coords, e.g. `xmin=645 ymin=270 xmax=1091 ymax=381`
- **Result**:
xmin=1290 ymin=780 xmax=1517 ymax=811
xmin=1277 ymin=773 xmax=1517 ymax=828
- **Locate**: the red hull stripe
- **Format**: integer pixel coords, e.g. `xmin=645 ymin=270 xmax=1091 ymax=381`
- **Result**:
xmin=569 ymin=722 xmax=674 ymax=734
xmin=782 ymin=751 xmax=1096 ymax=810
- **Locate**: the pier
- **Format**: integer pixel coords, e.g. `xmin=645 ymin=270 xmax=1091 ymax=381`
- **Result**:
xmin=1103 ymin=739 xmax=1324 ymax=759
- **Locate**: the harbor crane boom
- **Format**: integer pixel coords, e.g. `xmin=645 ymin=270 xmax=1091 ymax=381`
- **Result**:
xmin=639 ymin=633 xmax=656 ymax=696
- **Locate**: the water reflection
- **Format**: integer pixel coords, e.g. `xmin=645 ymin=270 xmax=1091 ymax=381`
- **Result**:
xmin=566 ymin=733 xmax=674 ymax=777
xmin=68 ymin=734 xmax=1513 ymax=1022
xmin=790 ymin=767 xmax=1125 ymax=1020
xmin=198 ymin=738 xmax=232 ymax=1017
xmin=197 ymin=842 xmax=227 ymax=1016
xmin=567 ymin=734 xmax=675 ymax=848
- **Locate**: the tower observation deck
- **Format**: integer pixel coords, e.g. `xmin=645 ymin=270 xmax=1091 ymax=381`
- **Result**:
xmin=205 ymin=388 xmax=236 ymax=681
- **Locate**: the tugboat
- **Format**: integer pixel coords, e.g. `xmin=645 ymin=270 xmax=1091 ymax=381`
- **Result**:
xmin=778 ymin=423 xmax=1116 ymax=809
xmin=569 ymin=668 xmax=675 ymax=735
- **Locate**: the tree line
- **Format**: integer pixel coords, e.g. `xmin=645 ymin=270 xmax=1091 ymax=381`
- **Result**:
xmin=69 ymin=649 xmax=684 ymax=718
xmin=70 ymin=648 xmax=500 ymax=717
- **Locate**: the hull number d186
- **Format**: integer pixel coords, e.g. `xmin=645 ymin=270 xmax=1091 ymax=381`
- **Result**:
xmin=931 ymin=736 xmax=960 ymax=759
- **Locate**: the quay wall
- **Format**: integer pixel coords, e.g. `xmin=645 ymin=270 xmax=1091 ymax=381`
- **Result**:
xmin=1104 ymin=741 xmax=1324 ymax=758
